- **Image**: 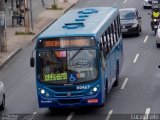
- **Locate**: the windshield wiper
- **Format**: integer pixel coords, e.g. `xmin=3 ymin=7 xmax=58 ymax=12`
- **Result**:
xmin=70 ymin=48 xmax=83 ymax=61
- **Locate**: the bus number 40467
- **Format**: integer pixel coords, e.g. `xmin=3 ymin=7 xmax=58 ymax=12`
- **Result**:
xmin=76 ymin=85 xmax=90 ymax=90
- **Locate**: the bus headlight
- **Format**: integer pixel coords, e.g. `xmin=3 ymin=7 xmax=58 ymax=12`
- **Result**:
xmin=41 ymin=89 xmax=45 ymax=94
xmin=87 ymin=84 xmax=100 ymax=96
xmin=40 ymin=88 xmax=50 ymax=97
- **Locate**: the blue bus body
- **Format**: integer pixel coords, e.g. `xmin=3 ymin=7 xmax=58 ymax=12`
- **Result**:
xmin=34 ymin=7 xmax=123 ymax=108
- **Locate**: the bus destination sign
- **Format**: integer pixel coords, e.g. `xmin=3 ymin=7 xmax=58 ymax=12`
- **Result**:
xmin=38 ymin=37 xmax=96 ymax=48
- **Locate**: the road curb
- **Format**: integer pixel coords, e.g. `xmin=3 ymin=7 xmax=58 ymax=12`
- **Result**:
xmin=0 ymin=48 xmax=21 ymax=70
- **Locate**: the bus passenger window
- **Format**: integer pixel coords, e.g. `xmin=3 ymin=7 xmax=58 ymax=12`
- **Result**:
xmin=114 ymin=20 xmax=118 ymax=41
xmin=113 ymin=20 xmax=118 ymax=42
xmin=117 ymin=16 xmax=121 ymax=37
xmin=106 ymin=29 xmax=111 ymax=51
xmin=103 ymin=35 xmax=107 ymax=48
xmin=105 ymin=31 xmax=109 ymax=53
xmin=108 ymin=27 xmax=113 ymax=49
xmin=111 ymin=23 xmax=115 ymax=46
xmin=100 ymin=37 xmax=103 ymax=48
xmin=100 ymin=34 xmax=107 ymax=56
xmin=102 ymin=35 xmax=105 ymax=47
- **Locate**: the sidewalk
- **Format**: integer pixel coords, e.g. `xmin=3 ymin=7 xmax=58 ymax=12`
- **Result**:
xmin=0 ymin=0 xmax=79 ymax=69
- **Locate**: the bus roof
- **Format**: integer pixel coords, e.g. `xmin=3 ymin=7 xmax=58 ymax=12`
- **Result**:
xmin=38 ymin=7 xmax=119 ymax=39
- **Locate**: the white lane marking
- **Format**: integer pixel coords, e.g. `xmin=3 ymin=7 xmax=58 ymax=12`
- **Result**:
xmin=33 ymin=112 xmax=37 ymax=115
xmin=66 ymin=112 xmax=74 ymax=120
xmin=106 ymin=110 xmax=113 ymax=120
xmin=121 ymin=78 xmax=128 ymax=89
xmin=143 ymin=36 xmax=149 ymax=43
xmin=143 ymin=108 xmax=151 ymax=120
xmin=123 ymin=0 xmax=128 ymax=4
xmin=133 ymin=54 xmax=140 ymax=63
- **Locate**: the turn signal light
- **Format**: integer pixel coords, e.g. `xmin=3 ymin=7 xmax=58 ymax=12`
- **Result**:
xmin=87 ymin=99 xmax=98 ymax=103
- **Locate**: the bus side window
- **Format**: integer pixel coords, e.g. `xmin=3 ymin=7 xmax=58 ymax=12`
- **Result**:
xmin=117 ymin=15 xmax=121 ymax=37
xmin=107 ymin=27 xmax=112 ymax=51
xmin=104 ymin=31 xmax=109 ymax=55
xmin=100 ymin=37 xmax=104 ymax=56
xmin=103 ymin=34 xmax=108 ymax=54
xmin=101 ymin=35 xmax=105 ymax=47
xmin=101 ymin=35 xmax=106 ymax=48
xmin=100 ymin=36 xmax=103 ymax=49
xmin=114 ymin=19 xmax=118 ymax=42
xmin=101 ymin=34 xmax=108 ymax=57
xmin=109 ymin=26 xmax=114 ymax=48
xmin=111 ymin=22 xmax=116 ymax=45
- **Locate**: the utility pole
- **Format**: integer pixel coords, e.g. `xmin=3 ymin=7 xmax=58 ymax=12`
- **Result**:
xmin=30 ymin=0 xmax=33 ymax=31
xmin=24 ymin=0 xmax=30 ymax=33
xmin=0 ymin=0 xmax=7 ymax=51
xmin=23 ymin=0 xmax=33 ymax=33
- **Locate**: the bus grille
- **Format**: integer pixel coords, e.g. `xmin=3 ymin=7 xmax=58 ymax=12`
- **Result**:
xmin=58 ymin=99 xmax=81 ymax=104
xmin=55 ymin=92 xmax=84 ymax=97
xmin=51 ymin=87 xmax=78 ymax=92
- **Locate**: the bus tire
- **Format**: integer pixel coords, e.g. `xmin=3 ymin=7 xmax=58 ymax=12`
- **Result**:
xmin=113 ymin=62 xmax=119 ymax=87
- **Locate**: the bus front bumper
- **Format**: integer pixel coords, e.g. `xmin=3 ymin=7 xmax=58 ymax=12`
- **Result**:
xmin=38 ymin=92 xmax=103 ymax=108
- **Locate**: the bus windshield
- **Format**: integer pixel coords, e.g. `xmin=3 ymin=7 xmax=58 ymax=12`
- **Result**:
xmin=38 ymin=49 xmax=98 ymax=84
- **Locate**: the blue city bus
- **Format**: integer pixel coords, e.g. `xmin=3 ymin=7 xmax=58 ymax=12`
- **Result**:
xmin=30 ymin=7 xmax=124 ymax=108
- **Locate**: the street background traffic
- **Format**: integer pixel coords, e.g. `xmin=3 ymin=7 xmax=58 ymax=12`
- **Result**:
xmin=0 ymin=0 xmax=160 ymax=120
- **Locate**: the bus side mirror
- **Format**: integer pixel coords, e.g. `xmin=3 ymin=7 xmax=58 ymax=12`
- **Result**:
xmin=30 ymin=57 xmax=35 ymax=67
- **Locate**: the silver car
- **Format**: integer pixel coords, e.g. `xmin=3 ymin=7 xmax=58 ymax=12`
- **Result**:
xmin=0 ymin=81 xmax=5 ymax=110
xmin=156 ymin=26 xmax=160 ymax=48
xmin=143 ymin=0 xmax=152 ymax=8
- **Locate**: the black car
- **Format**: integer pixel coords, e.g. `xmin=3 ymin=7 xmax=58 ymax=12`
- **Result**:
xmin=119 ymin=8 xmax=142 ymax=36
